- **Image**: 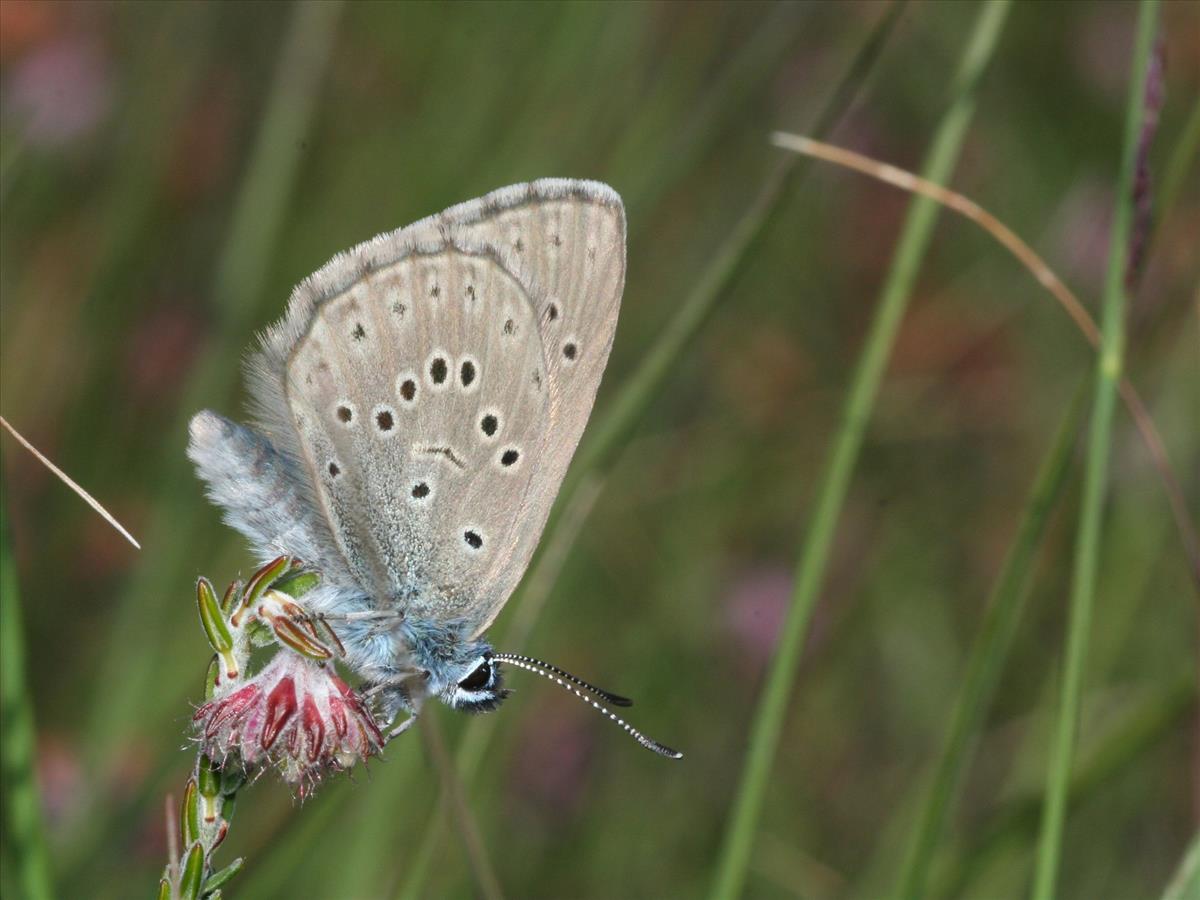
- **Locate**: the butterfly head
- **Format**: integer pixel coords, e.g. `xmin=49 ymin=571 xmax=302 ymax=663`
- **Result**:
xmin=443 ymin=648 xmax=509 ymax=713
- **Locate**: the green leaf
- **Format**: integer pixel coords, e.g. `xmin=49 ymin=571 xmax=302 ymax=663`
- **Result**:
xmin=272 ymin=570 xmax=321 ymax=599
xmin=201 ymin=858 xmax=243 ymax=895
xmin=196 ymin=577 xmax=233 ymax=654
xmin=180 ymin=779 xmax=200 ymax=848
xmin=196 ymin=755 xmax=220 ymax=801
xmin=178 ymin=843 xmax=205 ymax=900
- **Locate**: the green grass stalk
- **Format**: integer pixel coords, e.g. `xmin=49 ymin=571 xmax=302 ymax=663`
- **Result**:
xmin=1162 ymin=830 xmax=1200 ymax=900
xmin=0 ymin=487 xmax=56 ymax=900
xmin=567 ymin=0 xmax=907 ymax=488
xmin=894 ymin=385 xmax=1085 ymax=898
xmin=1030 ymin=3 xmax=1161 ymax=897
xmin=393 ymin=6 xmax=908 ymax=897
xmin=942 ymin=672 xmax=1194 ymax=898
xmin=709 ymin=3 xmax=1012 ymax=896
xmin=85 ymin=0 xmax=345 ymax=766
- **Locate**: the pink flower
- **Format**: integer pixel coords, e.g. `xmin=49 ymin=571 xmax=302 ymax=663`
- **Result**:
xmin=193 ymin=652 xmax=382 ymax=790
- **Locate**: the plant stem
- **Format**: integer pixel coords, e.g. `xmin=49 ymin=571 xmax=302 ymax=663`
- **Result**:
xmin=418 ymin=715 xmax=505 ymax=900
xmin=0 ymin=483 xmax=55 ymax=900
xmin=940 ymin=672 xmax=1194 ymax=898
xmin=1031 ymin=3 xmax=1160 ymax=897
xmin=709 ymin=3 xmax=1011 ymax=897
xmin=894 ymin=384 xmax=1085 ymax=898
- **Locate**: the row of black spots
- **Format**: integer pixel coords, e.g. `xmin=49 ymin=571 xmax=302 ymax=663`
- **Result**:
xmin=425 ymin=353 xmax=481 ymax=392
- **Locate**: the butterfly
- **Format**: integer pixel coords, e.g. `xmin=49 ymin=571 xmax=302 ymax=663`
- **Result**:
xmin=189 ymin=179 xmax=680 ymax=758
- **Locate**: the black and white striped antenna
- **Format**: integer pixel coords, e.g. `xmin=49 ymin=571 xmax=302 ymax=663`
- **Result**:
xmin=494 ymin=652 xmax=682 ymax=760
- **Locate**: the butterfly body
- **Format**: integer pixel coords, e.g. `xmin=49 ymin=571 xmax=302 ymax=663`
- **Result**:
xmin=190 ymin=180 xmax=625 ymax=728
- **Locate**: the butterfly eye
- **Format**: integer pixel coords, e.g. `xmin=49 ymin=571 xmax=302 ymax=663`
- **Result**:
xmin=458 ymin=660 xmax=492 ymax=692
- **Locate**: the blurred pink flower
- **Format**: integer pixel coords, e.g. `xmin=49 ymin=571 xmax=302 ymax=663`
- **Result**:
xmin=4 ymin=33 xmax=111 ymax=146
xmin=193 ymin=652 xmax=382 ymax=791
xmin=725 ymin=566 xmax=791 ymax=668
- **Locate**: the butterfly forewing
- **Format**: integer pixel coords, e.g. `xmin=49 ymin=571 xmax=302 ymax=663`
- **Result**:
xmin=279 ymin=244 xmax=549 ymax=619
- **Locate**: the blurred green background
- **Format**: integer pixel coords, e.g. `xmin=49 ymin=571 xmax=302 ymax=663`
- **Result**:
xmin=1 ymin=1 xmax=1197 ymax=898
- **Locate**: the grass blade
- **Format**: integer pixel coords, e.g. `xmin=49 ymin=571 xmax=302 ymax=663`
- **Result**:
xmin=0 ymin=483 xmax=56 ymax=900
xmin=393 ymin=6 xmax=908 ymax=897
xmin=709 ymin=3 xmax=1012 ymax=897
xmin=942 ymin=672 xmax=1194 ymax=898
xmin=893 ymin=385 xmax=1085 ymax=898
xmin=84 ymin=0 xmax=345 ymax=765
xmin=1162 ymin=831 xmax=1200 ymax=900
xmin=566 ymin=0 xmax=906 ymax=487
xmin=1030 ymin=3 xmax=1161 ymax=897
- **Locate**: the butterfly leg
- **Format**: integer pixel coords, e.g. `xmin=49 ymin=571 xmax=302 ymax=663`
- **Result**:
xmin=386 ymin=713 xmax=418 ymax=743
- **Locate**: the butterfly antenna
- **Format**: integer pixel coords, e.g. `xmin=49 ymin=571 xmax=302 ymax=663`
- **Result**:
xmin=494 ymin=654 xmax=682 ymax=760
xmin=493 ymin=652 xmax=633 ymax=706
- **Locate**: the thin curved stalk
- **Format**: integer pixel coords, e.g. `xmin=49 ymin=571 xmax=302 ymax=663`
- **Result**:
xmin=1031 ymin=4 xmax=1161 ymax=897
xmin=710 ymin=3 xmax=1012 ymax=897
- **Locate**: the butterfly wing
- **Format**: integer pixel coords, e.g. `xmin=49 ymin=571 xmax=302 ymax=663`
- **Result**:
xmin=249 ymin=237 xmax=551 ymax=622
xmin=238 ymin=180 xmax=624 ymax=632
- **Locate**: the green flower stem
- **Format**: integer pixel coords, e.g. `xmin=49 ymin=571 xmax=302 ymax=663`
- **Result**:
xmin=894 ymin=384 xmax=1086 ymax=899
xmin=1 ymin=485 xmax=55 ymax=900
xmin=1031 ymin=3 xmax=1160 ymax=898
xmin=709 ymin=3 xmax=1011 ymax=897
